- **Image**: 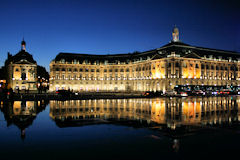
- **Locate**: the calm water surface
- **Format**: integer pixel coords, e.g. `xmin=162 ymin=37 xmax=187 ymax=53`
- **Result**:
xmin=1 ymin=97 xmax=240 ymax=160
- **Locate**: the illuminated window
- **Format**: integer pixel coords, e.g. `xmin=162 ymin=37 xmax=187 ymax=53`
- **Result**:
xmin=121 ymin=74 xmax=124 ymax=79
xmin=183 ymin=62 xmax=187 ymax=68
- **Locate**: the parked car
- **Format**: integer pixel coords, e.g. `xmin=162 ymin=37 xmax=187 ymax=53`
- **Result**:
xmin=165 ymin=90 xmax=177 ymax=96
xmin=180 ymin=91 xmax=188 ymax=97
xmin=143 ymin=91 xmax=163 ymax=97
xmin=219 ymin=89 xmax=231 ymax=95
xmin=192 ymin=90 xmax=205 ymax=96
xmin=56 ymin=90 xmax=73 ymax=97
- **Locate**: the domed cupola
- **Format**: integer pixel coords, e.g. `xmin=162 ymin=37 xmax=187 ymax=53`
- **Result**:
xmin=21 ymin=38 xmax=26 ymax=51
xmin=172 ymin=25 xmax=180 ymax=42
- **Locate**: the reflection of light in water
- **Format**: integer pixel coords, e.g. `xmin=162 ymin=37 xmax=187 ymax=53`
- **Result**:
xmin=172 ymin=139 xmax=180 ymax=152
xmin=49 ymin=96 xmax=240 ymax=129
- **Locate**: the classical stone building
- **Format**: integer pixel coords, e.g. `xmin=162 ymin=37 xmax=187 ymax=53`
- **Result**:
xmin=49 ymin=27 xmax=240 ymax=92
xmin=5 ymin=40 xmax=37 ymax=91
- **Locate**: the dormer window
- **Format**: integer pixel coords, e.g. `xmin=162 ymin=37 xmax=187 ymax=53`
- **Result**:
xmin=61 ymin=59 xmax=65 ymax=63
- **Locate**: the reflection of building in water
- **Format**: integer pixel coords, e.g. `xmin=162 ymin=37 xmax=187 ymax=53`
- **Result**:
xmin=0 ymin=100 xmax=48 ymax=140
xmin=50 ymin=97 xmax=240 ymax=129
xmin=50 ymin=99 xmax=166 ymax=126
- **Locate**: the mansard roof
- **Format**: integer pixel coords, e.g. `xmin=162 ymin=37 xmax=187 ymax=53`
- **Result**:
xmin=54 ymin=49 xmax=158 ymax=64
xmin=158 ymin=41 xmax=240 ymax=60
xmin=53 ymin=41 xmax=240 ymax=63
xmin=5 ymin=50 xmax=37 ymax=65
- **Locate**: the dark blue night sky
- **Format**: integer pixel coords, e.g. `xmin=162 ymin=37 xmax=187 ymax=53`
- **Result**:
xmin=0 ymin=0 xmax=239 ymax=70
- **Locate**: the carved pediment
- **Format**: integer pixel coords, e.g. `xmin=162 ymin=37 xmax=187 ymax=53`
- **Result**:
xmin=151 ymin=54 xmax=164 ymax=60
xmin=183 ymin=52 xmax=201 ymax=59
xmin=14 ymin=59 xmax=35 ymax=65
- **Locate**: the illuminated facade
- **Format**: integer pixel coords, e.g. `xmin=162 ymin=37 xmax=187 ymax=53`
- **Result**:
xmin=50 ymin=27 xmax=240 ymax=92
xmin=5 ymin=40 xmax=37 ymax=91
xmin=49 ymin=97 xmax=240 ymax=129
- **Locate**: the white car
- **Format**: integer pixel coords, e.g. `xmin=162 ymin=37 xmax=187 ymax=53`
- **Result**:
xmin=165 ymin=90 xmax=177 ymax=96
